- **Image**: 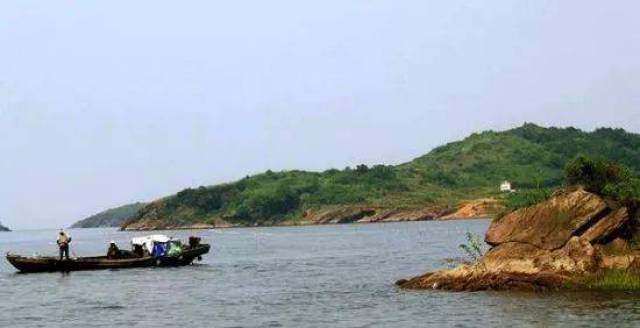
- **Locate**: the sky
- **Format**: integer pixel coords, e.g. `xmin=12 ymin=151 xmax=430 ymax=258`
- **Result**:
xmin=1 ymin=1 xmax=639 ymax=229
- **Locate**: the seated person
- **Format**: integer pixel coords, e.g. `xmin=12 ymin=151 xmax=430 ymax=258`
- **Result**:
xmin=132 ymin=244 xmax=145 ymax=257
xmin=107 ymin=241 xmax=120 ymax=259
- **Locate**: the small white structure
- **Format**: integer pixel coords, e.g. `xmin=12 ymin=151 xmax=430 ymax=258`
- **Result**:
xmin=500 ymin=181 xmax=514 ymax=193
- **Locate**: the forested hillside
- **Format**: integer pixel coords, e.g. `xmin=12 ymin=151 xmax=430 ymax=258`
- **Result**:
xmin=122 ymin=124 xmax=640 ymax=229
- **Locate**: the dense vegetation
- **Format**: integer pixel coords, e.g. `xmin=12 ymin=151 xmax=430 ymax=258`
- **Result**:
xmin=71 ymin=203 xmax=146 ymax=228
xmin=124 ymin=124 xmax=640 ymax=227
xmin=565 ymin=155 xmax=640 ymax=208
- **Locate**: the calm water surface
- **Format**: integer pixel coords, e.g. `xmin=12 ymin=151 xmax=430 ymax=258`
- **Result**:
xmin=2 ymin=220 xmax=640 ymax=327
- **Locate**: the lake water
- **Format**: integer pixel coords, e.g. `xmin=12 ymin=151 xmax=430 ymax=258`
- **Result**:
xmin=2 ymin=220 xmax=640 ymax=327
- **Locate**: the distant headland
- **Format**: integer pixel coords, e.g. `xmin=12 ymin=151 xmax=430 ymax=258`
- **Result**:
xmin=70 ymin=203 xmax=145 ymax=228
xmin=70 ymin=124 xmax=640 ymax=231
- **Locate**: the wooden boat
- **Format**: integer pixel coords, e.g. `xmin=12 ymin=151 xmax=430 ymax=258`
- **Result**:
xmin=6 ymin=243 xmax=210 ymax=273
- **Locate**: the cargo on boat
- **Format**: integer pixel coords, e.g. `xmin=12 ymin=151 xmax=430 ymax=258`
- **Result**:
xmin=6 ymin=235 xmax=210 ymax=273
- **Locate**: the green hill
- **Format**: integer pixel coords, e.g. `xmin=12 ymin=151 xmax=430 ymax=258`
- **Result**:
xmin=71 ymin=203 xmax=146 ymax=228
xmin=122 ymin=124 xmax=640 ymax=229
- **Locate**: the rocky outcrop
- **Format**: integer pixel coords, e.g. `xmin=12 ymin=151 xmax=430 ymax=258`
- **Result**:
xmin=121 ymin=202 xmax=232 ymax=230
xmin=358 ymin=207 xmax=448 ymax=223
xmin=122 ymin=199 xmax=490 ymax=230
xmin=485 ymin=189 xmax=608 ymax=250
xmin=0 ymin=222 xmax=10 ymax=232
xmin=441 ymin=199 xmax=504 ymax=220
xmin=303 ymin=206 xmax=453 ymax=225
xmin=397 ymin=189 xmax=640 ymax=291
xmin=304 ymin=207 xmax=377 ymax=224
xmin=123 ymin=220 xmax=224 ymax=231
xmin=396 ymin=267 xmax=569 ymax=291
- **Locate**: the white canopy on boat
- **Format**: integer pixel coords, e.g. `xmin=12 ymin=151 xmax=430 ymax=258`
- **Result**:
xmin=131 ymin=234 xmax=170 ymax=253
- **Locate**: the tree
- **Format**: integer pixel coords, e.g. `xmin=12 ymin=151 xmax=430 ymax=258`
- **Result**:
xmin=355 ymin=164 xmax=369 ymax=174
xmin=564 ymin=155 xmax=630 ymax=194
xmin=565 ymin=155 xmax=639 ymax=208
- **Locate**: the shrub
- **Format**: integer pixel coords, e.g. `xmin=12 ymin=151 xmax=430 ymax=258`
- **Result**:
xmin=169 ymin=183 xmax=245 ymax=213
xmin=565 ymin=156 xmax=640 ymax=207
xmin=459 ymin=232 xmax=486 ymax=263
xmin=235 ymin=184 xmax=300 ymax=221
xmin=602 ymin=177 xmax=640 ymax=209
xmin=565 ymin=155 xmax=630 ymax=194
xmin=355 ymin=164 xmax=370 ymax=174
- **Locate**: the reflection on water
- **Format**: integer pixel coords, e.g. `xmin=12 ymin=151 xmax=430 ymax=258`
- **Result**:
xmin=2 ymin=221 xmax=640 ymax=327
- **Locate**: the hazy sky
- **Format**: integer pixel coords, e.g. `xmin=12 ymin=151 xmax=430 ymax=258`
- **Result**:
xmin=1 ymin=1 xmax=639 ymax=229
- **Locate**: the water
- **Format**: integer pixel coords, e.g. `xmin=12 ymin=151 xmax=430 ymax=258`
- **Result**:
xmin=2 ymin=220 xmax=640 ymax=327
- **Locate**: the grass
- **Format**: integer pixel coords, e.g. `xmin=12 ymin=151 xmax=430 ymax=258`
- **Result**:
xmin=501 ymin=188 xmax=553 ymax=211
xmin=587 ymin=270 xmax=640 ymax=291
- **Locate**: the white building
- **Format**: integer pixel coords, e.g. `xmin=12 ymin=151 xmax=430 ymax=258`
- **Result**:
xmin=500 ymin=181 xmax=514 ymax=193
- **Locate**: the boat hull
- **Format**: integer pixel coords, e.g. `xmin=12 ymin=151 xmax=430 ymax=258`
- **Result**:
xmin=6 ymin=244 xmax=210 ymax=273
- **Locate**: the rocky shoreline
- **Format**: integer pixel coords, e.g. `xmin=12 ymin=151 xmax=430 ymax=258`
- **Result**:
xmin=120 ymin=199 xmax=502 ymax=231
xmin=396 ymin=189 xmax=640 ymax=291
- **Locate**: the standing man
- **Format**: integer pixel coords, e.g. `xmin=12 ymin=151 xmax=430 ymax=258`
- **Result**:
xmin=57 ymin=230 xmax=72 ymax=260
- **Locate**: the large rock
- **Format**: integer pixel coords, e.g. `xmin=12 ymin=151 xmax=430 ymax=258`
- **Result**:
xmin=485 ymin=189 xmax=608 ymax=250
xmin=482 ymin=236 xmax=598 ymax=275
xmin=398 ymin=188 xmax=640 ymax=291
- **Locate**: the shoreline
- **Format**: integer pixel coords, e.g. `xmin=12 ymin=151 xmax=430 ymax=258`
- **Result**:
xmin=119 ymin=198 xmax=502 ymax=231
xmin=118 ymin=215 xmax=493 ymax=231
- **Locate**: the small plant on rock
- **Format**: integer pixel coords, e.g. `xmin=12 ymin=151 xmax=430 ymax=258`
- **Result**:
xmin=459 ymin=232 xmax=486 ymax=263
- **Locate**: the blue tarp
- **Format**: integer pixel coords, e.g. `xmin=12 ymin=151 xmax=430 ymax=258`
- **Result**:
xmin=153 ymin=242 xmax=167 ymax=257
